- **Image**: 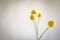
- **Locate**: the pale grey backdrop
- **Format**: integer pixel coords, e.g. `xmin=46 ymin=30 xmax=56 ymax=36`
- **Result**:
xmin=0 ymin=0 xmax=60 ymax=40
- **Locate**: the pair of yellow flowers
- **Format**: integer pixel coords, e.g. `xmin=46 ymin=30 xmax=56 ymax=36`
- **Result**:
xmin=30 ymin=9 xmax=56 ymax=28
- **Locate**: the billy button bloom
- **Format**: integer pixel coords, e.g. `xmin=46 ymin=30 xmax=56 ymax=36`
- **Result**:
xmin=48 ymin=20 xmax=56 ymax=28
xmin=31 ymin=9 xmax=38 ymax=16
xmin=30 ymin=14 xmax=37 ymax=21
xmin=37 ymin=12 xmax=42 ymax=18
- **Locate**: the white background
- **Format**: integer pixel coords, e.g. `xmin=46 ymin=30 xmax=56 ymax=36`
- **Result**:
xmin=0 ymin=0 xmax=60 ymax=40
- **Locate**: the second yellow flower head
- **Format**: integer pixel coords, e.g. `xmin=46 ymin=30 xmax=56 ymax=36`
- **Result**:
xmin=31 ymin=9 xmax=42 ymax=18
xmin=48 ymin=20 xmax=56 ymax=28
xmin=30 ymin=14 xmax=36 ymax=21
xmin=31 ymin=9 xmax=38 ymax=16
xmin=37 ymin=13 xmax=42 ymax=18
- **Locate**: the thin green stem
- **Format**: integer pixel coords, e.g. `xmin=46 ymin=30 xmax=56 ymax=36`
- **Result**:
xmin=39 ymin=27 xmax=49 ymax=40
xmin=33 ymin=21 xmax=38 ymax=40
xmin=33 ymin=18 xmax=40 ymax=40
xmin=36 ymin=18 xmax=39 ymax=40
xmin=36 ymin=26 xmax=38 ymax=40
xmin=38 ymin=18 xmax=40 ymax=26
xmin=36 ymin=18 xmax=40 ymax=40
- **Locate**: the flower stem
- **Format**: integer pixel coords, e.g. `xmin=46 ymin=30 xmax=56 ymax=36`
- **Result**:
xmin=36 ymin=26 xmax=38 ymax=40
xmin=33 ymin=18 xmax=40 ymax=40
xmin=33 ymin=21 xmax=38 ymax=40
xmin=38 ymin=18 xmax=40 ymax=26
xmin=39 ymin=27 xmax=49 ymax=40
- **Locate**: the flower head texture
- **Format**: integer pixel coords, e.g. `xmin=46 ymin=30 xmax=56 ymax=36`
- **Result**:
xmin=48 ymin=20 xmax=56 ymax=28
xmin=37 ymin=12 xmax=42 ymax=18
xmin=30 ymin=14 xmax=36 ymax=21
xmin=31 ymin=9 xmax=38 ymax=16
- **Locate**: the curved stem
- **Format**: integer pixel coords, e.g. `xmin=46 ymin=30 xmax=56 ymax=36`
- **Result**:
xmin=39 ymin=27 xmax=49 ymax=40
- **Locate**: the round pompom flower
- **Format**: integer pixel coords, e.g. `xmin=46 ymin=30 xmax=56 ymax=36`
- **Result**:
xmin=37 ymin=12 xmax=42 ymax=18
xmin=48 ymin=20 xmax=56 ymax=28
xmin=30 ymin=14 xmax=36 ymax=21
xmin=31 ymin=9 xmax=38 ymax=16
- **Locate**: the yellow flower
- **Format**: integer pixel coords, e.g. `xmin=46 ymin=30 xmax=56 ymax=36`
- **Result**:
xmin=31 ymin=9 xmax=38 ymax=16
xmin=30 ymin=14 xmax=36 ymax=21
xmin=48 ymin=20 xmax=56 ymax=28
xmin=37 ymin=12 xmax=42 ymax=18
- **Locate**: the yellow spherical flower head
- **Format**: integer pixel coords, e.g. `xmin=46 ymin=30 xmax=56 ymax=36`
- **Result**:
xmin=30 ymin=14 xmax=36 ymax=21
xmin=31 ymin=9 xmax=38 ymax=16
xmin=48 ymin=20 xmax=56 ymax=28
xmin=37 ymin=12 xmax=42 ymax=18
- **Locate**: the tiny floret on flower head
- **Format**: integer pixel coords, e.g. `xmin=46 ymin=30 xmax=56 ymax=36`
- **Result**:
xmin=30 ymin=14 xmax=36 ymax=21
xmin=48 ymin=20 xmax=56 ymax=28
xmin=31 ymin=9 xmax=38 ymax=16
xmin=37 ymin=12 xmax=42 ymax=18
